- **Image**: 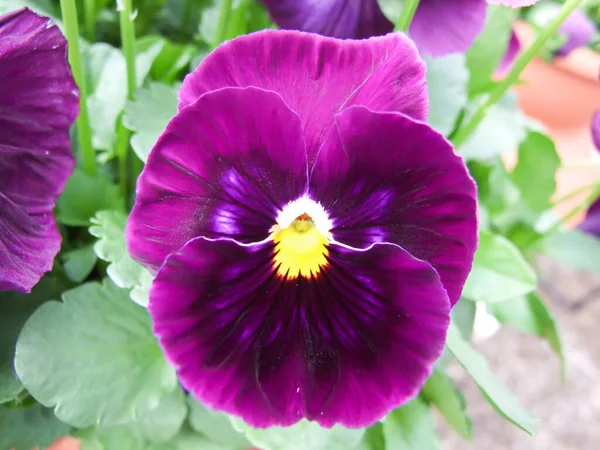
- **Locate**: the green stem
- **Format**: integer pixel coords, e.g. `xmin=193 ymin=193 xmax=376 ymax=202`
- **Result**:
xmin=395 ymin=0 xmax=420 ymax=32
xmin=118 ymin=0 xmax=137 ymax=99
xmin=551 ymin=180 xmax=600 ymax=207
xmin=214 ymin=0 xmax=233 ymax=48
xmin=118 ymin=0 xmax=137 ymax=197
xmin=60 ymin=0 xmax=97 ymax=176
xmin=83 ymin=0 xmax=96 ymax=41
xmin=547 ymin=185 xmax=600 ymax=234
xmin=452 ymin=0 xmax=586 ymax=148
xmin=180 ymin=0 xmax=194 ymax=39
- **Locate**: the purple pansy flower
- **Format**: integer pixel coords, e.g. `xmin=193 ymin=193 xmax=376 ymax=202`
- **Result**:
xmin=497 ymin=30 xmax=520 ymax=73
xmin=261 ymin=0 xmax=539 ymax=56
xmin=0 ymin=8 xmax=78 ymax=293
xmin=127 ymin=31 xmax=477 ymax=428
xmin=555 ymin=8 xmax=597 ymax=57
xmin=579 ymin=110 xmax=600 ymax=237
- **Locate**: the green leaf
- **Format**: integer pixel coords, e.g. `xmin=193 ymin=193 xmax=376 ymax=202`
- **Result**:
xmin=381 ymin=398 xmax=438 ymax=450
xmin=511 ymin=131 xmax=561 ymax=212
xmin=57 ymin=169 xmax=123 ymax=227
xmin=487 ymin=293 xmax=565 ymax=378
xmin=231 ymin=418 xmax=364 ymax=450
xmin=466 ymin=5 xmax=515 ymax=97
xmin=460 ymin=92 xmax=527 ymax=161
xmin=137 ymin=35 xmax=196 ymax=83
xmin=137 ymin=388 xmax=187 ymax=443
xmin=15 ymin=279 xmax=177 ymax=428
xmin=463 ymin=230 xmax=537 ymax=303
xmin=61 ymin=244 xmax=97 ymax=283
xmin=80 ymin=426 xmax=146 ymax=450
xmin=0 ymin=278 xmax=64 ymax=404
xmin=0 ymin=403 xmax=70 ymax=450
xmin=424 ymin=53 xmax=469 ymax=136
xmin=421 ymin=369 xmax=472 ymax=440
xmin=123 ymin=83 xmax=179 ymax=162
xmin=539 ymin=229 xmax=600 ymax=272
xmin=188 ymin=397 xmax=251 ymax=449
xmin=83 ymin=43 xmax=128 ymax=153
xmin=355 ymin=424 xmax=385 ymax=450
xmin=446 ymin=322 xmax=539 ymax=435
xmin=89 ymin=210 xmax=153 ymax=306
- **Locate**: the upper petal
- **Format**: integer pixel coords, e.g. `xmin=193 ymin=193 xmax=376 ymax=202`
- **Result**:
xmin=261 ymin=0 xmax=393 ymax=39
xmin=410 ymin=0 xmax=487 ymax=56
xmin=127 ymin=87 xmax=308 ymax=273
xmin=150 ymin=237 xmax=450 ymax=428
xmin=0 ymin=8 xmax=77 ymax=292
xmin=309 ymin=107 xmax=478 ymax=306
xmin=178 ymin=30 xmax=427 ymax=163
xmin=556 ymin=8 xmax=597 ymax=56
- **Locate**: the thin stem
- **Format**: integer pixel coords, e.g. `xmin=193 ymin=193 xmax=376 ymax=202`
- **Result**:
xmin=118 ymin=0 xmax=137 ymax=197
xmin=180 ymin=0 xmax=194 ymax=39
xmin=452 ymin=0 xmax=586 ymax=148
xmin=547 ymin=185 xmax=600 ymax=234
xmin=551 ymin=180 xmax=600 ymax=207
xmin=214 ymin=0 xmax=233 ymax=48
xmin=395 ymin=0 xmax=420 ymax=33
xmin=60 ymin=0 xmax=97 ymax=176
xmin=118 ymin=0 xmax=137 ymax=99
xmin=83 ymin=0 xmax=96 ymax=41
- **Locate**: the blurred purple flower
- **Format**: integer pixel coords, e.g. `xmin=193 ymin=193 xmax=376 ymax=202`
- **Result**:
xmin=127 ymin=30 xmax=477 ymax=428
xmin=579 ymin=110 xmax=600 ymax=237
xmin=556 ymin=8 xmax=597 ymax=57
xmin=498 ymin=30 xmax=520 ymax=73
xmin=0 ymin=8 xmax=78 ymax=293
xmin=261 ymin=0 xmax=539 ymax=56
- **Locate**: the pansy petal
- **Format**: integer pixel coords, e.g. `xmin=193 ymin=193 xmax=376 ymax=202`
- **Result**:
xmin=127 ymin=87 xmax=308 ymax=273
xmin=410 ymin=0 xmax=487 ymax=56
xmin=261 ymin=0 xmax=393 ymax=39
xmin=0 ymin=8 xmax=77 ymax=292
xmin=592 ymin=110 xmax=600 ymax=152
xmin=150 ymin=237 xmax=450 ymax=428
xmin=178 ymin=30 xmax=427 ymax=162
xmin=310 ymin=107 xmax=477 ymax=306
xmin=498 ymin=30 xmax=520 ymax=72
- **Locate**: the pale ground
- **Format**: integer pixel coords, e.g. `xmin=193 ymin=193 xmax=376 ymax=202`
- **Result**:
xmin=441 ymin=259 xmax=600 ymax=450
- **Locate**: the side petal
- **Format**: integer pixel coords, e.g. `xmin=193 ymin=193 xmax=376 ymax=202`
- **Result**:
xmin=497 ymin=30 xmax=520 ymax=73
xmin=310 ymin=107 xmax=477 ymax=306
xmin=178 ymin=30 xmax=427 ymax=163
xmin=579 ymin=198 xmax=600 ymax=238
xmin=261 ymin=0 xmax=393 ymax=39
xmin=150 ymin=237 xmax=450 ymax=428
xmin=0 ymin=8 xmax=77 ymax=292
xmin=410 ymin=0 xmax=487 ymax=56
xmin=127 ymin=87 xmax=308 ymax=273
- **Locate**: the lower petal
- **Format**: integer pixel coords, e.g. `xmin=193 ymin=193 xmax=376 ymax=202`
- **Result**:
xmin=150 ymin=237 xmax=450 ymax=428
xmin=410 ymin=0 xmax=487 ymax=56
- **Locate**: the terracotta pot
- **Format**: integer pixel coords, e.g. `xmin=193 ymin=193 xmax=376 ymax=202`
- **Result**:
xmin=512 ymin=20 xmax=600 ymax=225
xmin=47 ymin=438 xmax=80 ymax=450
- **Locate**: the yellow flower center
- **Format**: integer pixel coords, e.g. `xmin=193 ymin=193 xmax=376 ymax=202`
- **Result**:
xmin=272 ymin=213 xmax=329 ymax=279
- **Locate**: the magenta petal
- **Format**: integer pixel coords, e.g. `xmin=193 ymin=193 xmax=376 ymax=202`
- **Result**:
xmin=409 ymin=0 xmax=487 ymax=56
xmin=498 ymin=30 xmax=520 ymax=72
xmin=150 ymin=237 xmax=450 ymax=428
xmin=592 ymin=110 xmax=600 ymax=152
xmin=310 ymin=107 xmax=477 ymax=306
xmin=261 ymin=0 xmax=393 ymax=39
xmin=127 ymin=87 xmax=308 ymax=273
xmin=178 ymin=30 xmax=427 ymax=163
xmin=0 ymin=8 xmax=77 ymax=292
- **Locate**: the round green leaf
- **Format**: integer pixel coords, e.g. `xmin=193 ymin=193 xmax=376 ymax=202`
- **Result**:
xmin=463 ymin=230 xmax=537 ymax=303
xmin=231 ymin=418 xmax=364 ymax=450
xmin=188 ymin=397 xmax=250 ymax=449
xmin=15 ymin=279 xmax=177 ymax=428
xmin=382 ymin=398 xmax=439 ymax=450
xmin=0 ymin=403 xmax=70 ymax=450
